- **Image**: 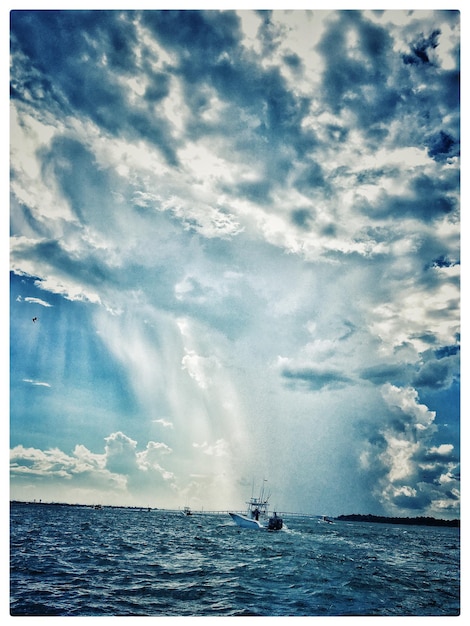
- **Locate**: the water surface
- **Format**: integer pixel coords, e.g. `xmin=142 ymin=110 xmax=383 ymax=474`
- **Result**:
xmin=10 ymin=503 xmax=460 ymax=616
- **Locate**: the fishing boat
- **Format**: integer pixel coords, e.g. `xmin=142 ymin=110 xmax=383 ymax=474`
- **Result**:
xmin=229 ymin=481 xmax=283 ymax=530
xmin=229 ymin=511 xmax=265 ymax=529
xmin=182 ymin=506 xmax=192 ymax=516
xmin=319 ymin=515 xmax=334 ymax=524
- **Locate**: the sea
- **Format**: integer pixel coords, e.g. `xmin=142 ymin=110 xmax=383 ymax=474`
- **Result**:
xmin=10 ymin=502 xmax=460 ymax=618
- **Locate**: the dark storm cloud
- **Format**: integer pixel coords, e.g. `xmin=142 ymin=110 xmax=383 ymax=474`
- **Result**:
xmin=293 ymin=161 xmax=325 ymax=195
xmin=291 ymin=208 xmax=315 ymax=230
xmin=316 ymin=10 xmax=459 ymax=161
xmin=429 ymin=256 xmax=459 ymax=270
xmin=391 ymin=491 xmax=431 ymax=510
xmin=283 ymin=51 xmax=303 ymax=73
xmin=359 ymin=364 xmax=412 ymax=386
xmin=144 ymin=9 xmax=317 ymax=191
xmin=281 ymin=366 xmax=352 ymax=391
xmin=316 ymin=11 xmax=399 ymax=128
xmin=11 ymin=238 xmax=112 ymax=290
xmin=412 ymin=354 xmax=459 ymax=390
xmin=10 ymin=10 xmax=179 ymax=165
xmin=357 ymin=171 xmax=458 ymax=222
xmin=427 ymin=130 xmax=460 ymax=162
xmin=435 ymin=344 xmax=460 ymax=358
xmin=13 ymin=8 xmax=458 ymax=218
xmin=144 ymin=9 xmax=241 ymax=65
xmin=403 ymin=29 xmax=441 ymax=65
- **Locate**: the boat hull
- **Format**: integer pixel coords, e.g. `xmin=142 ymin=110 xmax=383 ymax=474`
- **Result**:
xmin=229 ymin=512 xmax=265 ymax=529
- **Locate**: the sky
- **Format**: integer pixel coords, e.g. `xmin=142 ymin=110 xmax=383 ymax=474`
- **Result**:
xmin=9 ymin=7 xmax=461 ymax=518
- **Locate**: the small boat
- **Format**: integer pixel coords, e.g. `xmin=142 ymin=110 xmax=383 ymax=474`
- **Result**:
xmin=319 ymin=515 xmax=334 ymax=524
xmin=182 ymin=506 xmax=192 ymax=516
xmin=267 ymin=512 xmax=283 ymax=530
xmin=229 ymin=481 xmax=283 ymax=531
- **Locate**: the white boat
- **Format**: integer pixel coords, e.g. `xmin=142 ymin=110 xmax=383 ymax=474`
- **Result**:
xmin=229 ymin=481 xmax=283 ymax=530
xmin=229 ymin=512 xmax=265 ymax=529
xmin=182 ymin=506 xmax=192 ymax=516
xmin=319 ymin=515 xmax=334 ymax=524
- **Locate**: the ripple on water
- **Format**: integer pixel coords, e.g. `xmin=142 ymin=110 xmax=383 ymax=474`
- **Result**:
xmin=10 ymin=505 xmax=460 ymax=617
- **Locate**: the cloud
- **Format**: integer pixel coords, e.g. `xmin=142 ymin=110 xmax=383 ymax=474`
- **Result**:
xmin=402 ymin=29 xmax=442 ymax=65
xmin=11 ymin=11 xmax=179 ymax=165
xmin=10 ymin=443 xmax=120 ymax=486
xmin=317 ymin=11 xmax=397 ymax=128
xmin=412 ymin=354 xmax=458 ymax=390
xmin=181 ymin=351 xmax=221 ymax=389
xmin=280 ymin=364 xmax=352 ymax=391
xmin=359 ymin=364 xmax=411 ymax=386
xmin=22 ymin=379 xmax=51 ymax=388
xmin=381 ymin=383 xmax=436 ymax=430
xmin=9 ymin=10 xmax=460 ymax=517
xmin=10 ymin=430 xmax=239 ymax=509
xmin=137 ymin=441 xmax=174 ymax=480
xmin=358 ymin=384 xmax=459 ymax=516
xmin=427 ymin=130 xmax=460 ymax=162
xmin=17 ymin=296 xmax=53 ymax=307
xmin=104 ymin=431 xmax=140 ymax=475
xmin=193 ymin=438 xmax=230 ymax=457
xmin=10 ymin=432 xmax=176 ymax=505
xmin=153 ymin=418 xmax=174 ymax=429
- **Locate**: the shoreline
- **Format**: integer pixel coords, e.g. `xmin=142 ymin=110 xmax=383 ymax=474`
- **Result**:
xmin=10 ymin=501 xmax=460 ymax=527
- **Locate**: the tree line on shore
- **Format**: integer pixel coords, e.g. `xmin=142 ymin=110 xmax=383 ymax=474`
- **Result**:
xmin=336 ymin=513 xmax=459 ymax=527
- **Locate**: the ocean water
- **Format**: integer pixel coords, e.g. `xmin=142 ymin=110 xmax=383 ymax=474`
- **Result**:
xmin=10 ymin=502 xmax=460 ymax=617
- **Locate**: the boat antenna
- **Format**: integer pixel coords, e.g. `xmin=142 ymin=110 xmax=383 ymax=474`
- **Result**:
xmin=260 ymin=478 xmax=268 ymax=502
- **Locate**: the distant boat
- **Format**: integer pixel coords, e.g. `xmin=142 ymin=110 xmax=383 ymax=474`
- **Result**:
xmin=319 ymin=515 xmax=333 ymax=524
xmin=93 ymin=504 xmax=102 ymax=510
xmin=229 ymin=481 xmax=283 ymax=531
xmin=182 ymin=506 xmax=192 ymax=516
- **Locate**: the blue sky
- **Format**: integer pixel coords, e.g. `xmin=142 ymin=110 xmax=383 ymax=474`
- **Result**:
xmin=9 ymin=8 xmax=460 ymax=517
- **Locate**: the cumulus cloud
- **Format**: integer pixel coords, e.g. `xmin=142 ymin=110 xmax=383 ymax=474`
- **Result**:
xmin=10 ymin=432 xmax=176 ymax=505
xmin=358 ymin=384 xmax=459 ymax=516
xmin=381 ymin=384 xmax=436 ymax=431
